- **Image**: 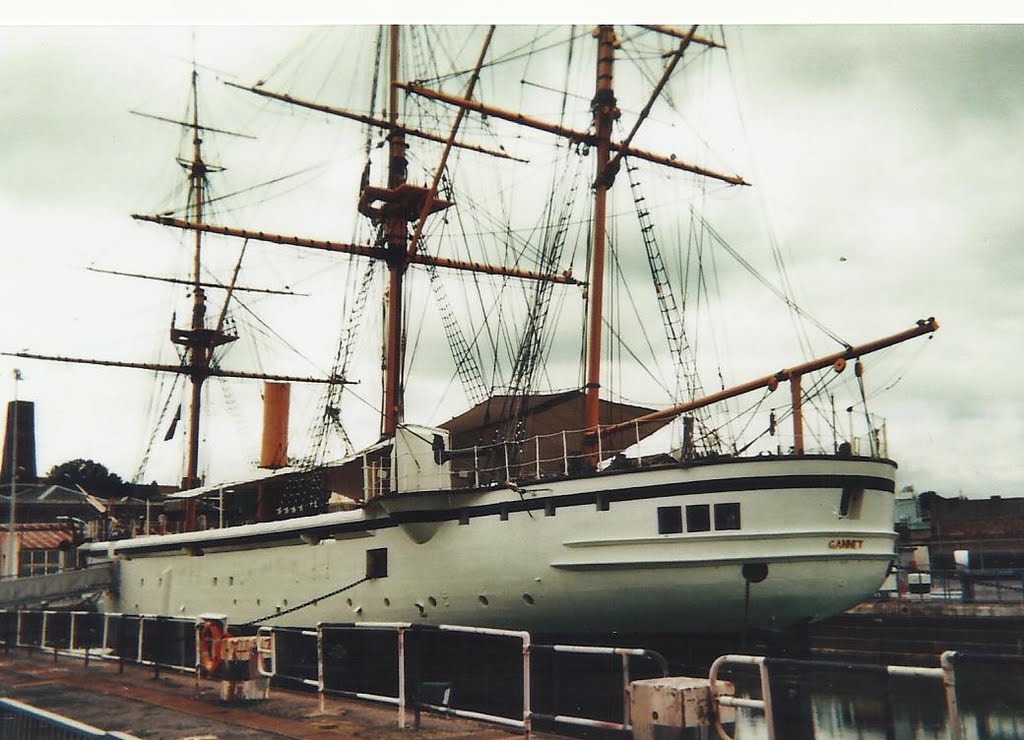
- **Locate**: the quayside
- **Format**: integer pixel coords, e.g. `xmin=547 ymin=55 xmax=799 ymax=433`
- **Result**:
xmin=12 ymin=25 xmax=939 ymax=635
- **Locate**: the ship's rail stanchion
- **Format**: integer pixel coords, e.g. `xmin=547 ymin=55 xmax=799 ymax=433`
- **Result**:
xmin=255 ymin=625 xmax=276 ymax=678
xmin=530 ymin=643 xmax=669 ymax=732
xmin=708 ymin=654 xmax=776 ymax=740
xmin=435 ymin=624 xmax=533 ymax=734
xmin=312 ymin=623 xmax=413 ymax=726
xmin=708 ymin=651 xmax=965 ymax=740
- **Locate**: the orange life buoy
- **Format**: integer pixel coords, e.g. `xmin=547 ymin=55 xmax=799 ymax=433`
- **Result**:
xmin=198 ymin=620 xmax=227 ymax=675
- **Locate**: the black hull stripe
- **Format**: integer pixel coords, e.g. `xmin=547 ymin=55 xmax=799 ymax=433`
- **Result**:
xmin=94 ymin=471 xmax=893 ymax=557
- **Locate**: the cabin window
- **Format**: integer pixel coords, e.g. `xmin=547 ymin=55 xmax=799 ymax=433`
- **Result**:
xmin=658 ymin=506 xmax=683 ymax=534
xmin=714 ymin=503 xmax=741 ymax=531
xmin=595 ymin=494 xmax=610 ymax=512
xmin=686 ymin=504 xmax=711 ymax=533
xmin=544 ymin=500 xmax=556 ymax=517
xmin=366 ymin=548 xmax=388 ymax=579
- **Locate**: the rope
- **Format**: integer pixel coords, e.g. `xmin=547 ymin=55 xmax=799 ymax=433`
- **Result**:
xmin=242 ymin=575 xmax=370 ymax=626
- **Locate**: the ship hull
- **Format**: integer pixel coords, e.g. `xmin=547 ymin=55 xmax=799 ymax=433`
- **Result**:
xmin=83 ymin=455 xmax=896 ymax=634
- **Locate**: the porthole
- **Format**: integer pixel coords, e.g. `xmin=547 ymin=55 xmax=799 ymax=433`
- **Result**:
xmin=229 ymin=576 xmax=234 ymax=586
xmin=140 ymin=578 xmax=145 ymax=586
xmin=212 ymin=576 xmax=218 ymax=586
xmin=384 ymin=597 xmax=391 ymax=607
xmin=522 ymin=593 xmax=535 ymax=605
xmin=478 ymin=595 xmax=489 ymax=606
xmin=256 ymin=598 xmax=261 ymax=606
xmin=428 ymin=596 xmax=438 ymax=607
xmin=346 ymin=598 xmax=353 ymax=607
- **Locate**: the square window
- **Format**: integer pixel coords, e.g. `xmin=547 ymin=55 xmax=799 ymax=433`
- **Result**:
xmin=657 ymin=506 xmax=683 ymax=534
xmin=366 ymin=548 xmax=388 ymax=579
xmin=686 ymin=504 xmax=711 ymax=533
xmin=714 ymin=502 xmax=741 ymax=531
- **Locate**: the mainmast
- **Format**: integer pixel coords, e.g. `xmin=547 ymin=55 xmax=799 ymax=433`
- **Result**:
xmin=382 ymin=24 xmax=409 ymax=438
xmin=173 ymin=69 xmax=237 ymax=492
xmin=583 ymin=26 xmax=620 ymax=457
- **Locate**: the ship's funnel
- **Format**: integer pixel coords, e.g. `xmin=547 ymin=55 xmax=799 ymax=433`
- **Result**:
xmin=2 ymin=400 xmax=37 ymax=483
xmin=259 ymin=383 xmax=290 ymax=469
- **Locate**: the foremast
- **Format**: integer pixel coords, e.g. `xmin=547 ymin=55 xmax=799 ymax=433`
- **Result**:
xmin=175 ymin=68 xmax=236 ymax=490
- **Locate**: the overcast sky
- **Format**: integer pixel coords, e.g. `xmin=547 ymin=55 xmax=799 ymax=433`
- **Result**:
xmin=1 ymin=13 xmax=1022 ymax=498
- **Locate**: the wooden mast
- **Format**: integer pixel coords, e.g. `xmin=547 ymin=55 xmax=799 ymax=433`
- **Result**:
xmin=382 ymin=24 xmax=408 ymax=438
xmin=583 ymin=25 xmax=620 ymax=459
xmin=183 ymin=67 xmax=208 ymax=493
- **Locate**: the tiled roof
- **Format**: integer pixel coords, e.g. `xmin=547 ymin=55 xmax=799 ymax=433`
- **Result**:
xmin=0 ymin=523 xmax=75 ymax=550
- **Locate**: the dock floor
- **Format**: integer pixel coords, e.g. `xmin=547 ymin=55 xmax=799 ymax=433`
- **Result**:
xmin=0 ymin=648 xmax=565 ymax=739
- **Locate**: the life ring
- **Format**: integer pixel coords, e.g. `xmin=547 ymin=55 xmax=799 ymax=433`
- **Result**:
xmin=198 ymin=620 xmax=227 ymax=676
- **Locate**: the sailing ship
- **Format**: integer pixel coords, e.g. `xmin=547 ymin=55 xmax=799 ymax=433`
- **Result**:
xmin=12 ymin=26 xmax=937 ymax=634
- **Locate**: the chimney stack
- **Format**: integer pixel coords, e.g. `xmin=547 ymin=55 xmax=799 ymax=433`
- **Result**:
xmin=2 ymin=400 xmax=37 ymax=483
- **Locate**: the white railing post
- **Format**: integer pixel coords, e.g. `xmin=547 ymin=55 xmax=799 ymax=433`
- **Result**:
xmin=41 ymin=611 xmax=49 ymax=651
xmin=137 ymin=616 xmax=145 ymax=663
xmin=635 ymin=421 xmax=641 ymax=464
xmin=562 ymin=431 xmax=569 ymax=475
xmin=397 ymin=627 xmax=407 ymax=729
xmin=941 ymin=651 xmax=962 ymax=740
xmin=621 ymin=652 xmax=631 ymax=728
xmin=474 ymin=446 xmax=480 ymax=488
xmin=522 ymin=633 xmax=532 ymax=735
xmin=317 ymin=623 xmax=325 ymax=714
xmin=503 ymin=443 xmax=510 ymax=482
xmin=597 ymin=425 xmax=603 ymax=462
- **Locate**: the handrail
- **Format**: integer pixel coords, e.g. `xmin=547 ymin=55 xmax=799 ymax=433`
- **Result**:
xmin=708 ymin=651 xmax=963 ymax=740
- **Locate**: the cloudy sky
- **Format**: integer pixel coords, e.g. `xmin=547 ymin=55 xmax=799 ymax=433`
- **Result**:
xmin=1 ymin=11 xmax=1022 ymax=498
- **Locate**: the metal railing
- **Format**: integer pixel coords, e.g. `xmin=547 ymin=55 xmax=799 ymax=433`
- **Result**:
xmin=0 ymin=697 xmax=140 ymax=739
xmin=0 ymin=610 xmax=197 ymax=676
xmin=882 ymin=567 xmax=1024 ymax=604
xmin=258 ymin=621 xmax=668 ymax=734
xmin=709 ymin=651 xmax=1024 ymax=740
xmin=2 ymin=609 xmax=668 ymax=736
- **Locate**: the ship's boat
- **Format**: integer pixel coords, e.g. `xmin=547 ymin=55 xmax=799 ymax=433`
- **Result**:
xmin=13 ymin=25 xmax=937 ymax=634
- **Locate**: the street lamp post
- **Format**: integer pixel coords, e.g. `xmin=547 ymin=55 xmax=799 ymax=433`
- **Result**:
xmin=6 ymin=369 xmax=21 ymax=579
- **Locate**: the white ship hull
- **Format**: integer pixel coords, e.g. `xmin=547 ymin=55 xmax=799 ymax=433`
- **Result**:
xmin=83 ymin=454 xmax=896 ymax=634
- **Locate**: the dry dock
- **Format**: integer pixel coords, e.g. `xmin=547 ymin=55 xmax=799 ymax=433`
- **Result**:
xmin=0 ymin=649 xmax=565 ymax=739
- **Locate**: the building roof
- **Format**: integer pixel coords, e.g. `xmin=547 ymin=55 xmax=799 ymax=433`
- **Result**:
xmin=0 ymin=484 xmax=105 ymax=511
xmin=0 ymin=522 xmax=76 ymax=549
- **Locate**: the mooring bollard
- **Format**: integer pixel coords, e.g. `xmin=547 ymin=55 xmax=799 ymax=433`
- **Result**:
xmin=631 ymin=676 xmax=736 ymax=740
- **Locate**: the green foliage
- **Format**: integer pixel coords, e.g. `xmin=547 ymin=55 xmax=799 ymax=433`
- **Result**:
xmin=45 ymin=458 xmax=128 ymax=498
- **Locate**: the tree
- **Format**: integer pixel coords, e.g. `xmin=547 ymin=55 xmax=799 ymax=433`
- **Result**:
xmin=45 ymin=459 xmax=129 ymax=499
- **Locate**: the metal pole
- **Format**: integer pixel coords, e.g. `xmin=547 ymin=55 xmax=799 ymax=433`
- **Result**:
xmin=317 ymin=623 xmax=325 ymax=714
xmin=941 ymin=651 xmax=962 ymax=740
xmin=521 ymin=633 xmax=531 ymax=736
xmin=397 ymin=627 xmax=407 ymax=729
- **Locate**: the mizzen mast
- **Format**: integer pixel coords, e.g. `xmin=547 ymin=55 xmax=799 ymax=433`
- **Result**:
xmin=583 ymin=25 xmax=620 ymax=455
